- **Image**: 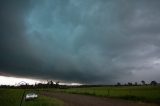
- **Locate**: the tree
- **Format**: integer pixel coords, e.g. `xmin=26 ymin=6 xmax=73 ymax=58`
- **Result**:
xmin=117 ymin=82 xmax=121 ymax=86
xmin=128 ymin=82 xmax=132 ymax=86
xmin=150 ymin=81 xmax=157 ymax=86
xmin=55 ymin=81 xmax=60 ymax=88
xmin=50 ymin=80 xmax=54 ymax=86
xmin=47 ymin=80 xmax=54 ymax=87
xmin=134 ymin=82 xmax=138 ymax=86
xmin=141 ymin=80 xmax=145 ymax=85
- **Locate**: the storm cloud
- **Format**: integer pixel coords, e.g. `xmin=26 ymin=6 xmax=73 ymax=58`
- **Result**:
xmin=0 ymin=0 xmax=160 ymax=84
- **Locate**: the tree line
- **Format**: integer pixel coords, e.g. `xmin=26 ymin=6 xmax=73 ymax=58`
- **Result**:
xmin=0 ymin=80 xmax=159 ymax=89
xmin=116 ymin=80 xmax=159 ymax=86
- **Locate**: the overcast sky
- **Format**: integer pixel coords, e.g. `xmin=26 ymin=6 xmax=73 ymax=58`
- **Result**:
xmin=0 ymin=0 xmax=160 ymax=84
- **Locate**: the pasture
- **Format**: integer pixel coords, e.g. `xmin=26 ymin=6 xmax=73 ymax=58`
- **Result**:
xmin=0 ymin=85 xmax=160 ymax=106
xmin=59 ymin=85 xmax=160 ymax=103
xmin=0 ymin=89 xmax=63 ymax=106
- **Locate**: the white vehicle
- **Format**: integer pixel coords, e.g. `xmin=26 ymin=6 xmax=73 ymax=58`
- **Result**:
xmin=25 ymin=93 xmax=38 ymax=100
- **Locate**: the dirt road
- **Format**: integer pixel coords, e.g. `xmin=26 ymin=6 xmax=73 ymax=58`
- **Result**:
xmin=41 ymin=92 xmax=158 ymax=106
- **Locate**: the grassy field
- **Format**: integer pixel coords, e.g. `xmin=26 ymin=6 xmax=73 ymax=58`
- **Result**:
xmin=58 ymin=85 xmax=160 ymax=103
xmin=0 ymin=89 xmax=63 ymax=106
xmin=0 ymin=86 xmax=160 ymax=106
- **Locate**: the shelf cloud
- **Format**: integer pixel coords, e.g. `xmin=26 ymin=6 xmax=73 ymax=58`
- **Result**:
xmin=0 ymin=0 xmax=160 ymax=84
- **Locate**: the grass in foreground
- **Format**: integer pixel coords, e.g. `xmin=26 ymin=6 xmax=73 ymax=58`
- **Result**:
xmin=57 ymin=86 xmax=160 ymax=103
xmin=22 ymin=95 xmax=63 ymax=106
xmin=0 ymin=89 xmax=63 ymax=106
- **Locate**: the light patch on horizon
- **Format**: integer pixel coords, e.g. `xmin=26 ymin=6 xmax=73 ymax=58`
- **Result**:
xmin=0 ymin=76 xmax=40 ymax=85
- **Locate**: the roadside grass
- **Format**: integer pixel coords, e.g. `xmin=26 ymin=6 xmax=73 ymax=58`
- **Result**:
xmin=0 ymin=89 xmax=63 ymax=106
xmin=57 ymin=86 xmax=160 ymax=103
xmin=0 ymin=89 xmax=24 ymax=106
xmin=22 ymin=95 xmax=63 ymax=106
xmin=1 ymin=86 xmax=160 ymax=105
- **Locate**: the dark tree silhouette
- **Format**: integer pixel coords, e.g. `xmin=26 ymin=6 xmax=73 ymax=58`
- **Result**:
xmin=50 ymin=80 xmax=54 ymax=86
xmin=128 ymin=82 xmax=132 ymax=86
xmin=55 ymin=81 xmax=60 ymax=88
xmin=116 ymin=82 xmax=121 ymax=86
xmin=141 ymin=80 xmax=145 ymax=85
xmin=150 ymin=81 xmax=157 ymax=86
xmin=134 ymin=82 xmax=138 ymax=86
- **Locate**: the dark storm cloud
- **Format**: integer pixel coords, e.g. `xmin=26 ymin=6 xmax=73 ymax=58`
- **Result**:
xmin=0 ymin=0 xmax=44 ymax=77
xmin=1 ymin=0 xmax=160 ymax=84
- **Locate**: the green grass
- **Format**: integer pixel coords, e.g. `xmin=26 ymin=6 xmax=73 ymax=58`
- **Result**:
xmin=59 ymin=86 xmax=160 ymax=103
xmin=1 ymin=86 xmax=160 ymax=105
xmin=0 ymin=89 xmax=64 ymax=106
xmin=22 ymin=95 xmax=63 ymax=106
xmin=0 ymin=89 xmax=24 ymax=106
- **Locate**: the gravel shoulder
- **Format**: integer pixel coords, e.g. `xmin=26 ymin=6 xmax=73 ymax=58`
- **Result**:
xmin=41 ymin=91 xmax=158 ymax=106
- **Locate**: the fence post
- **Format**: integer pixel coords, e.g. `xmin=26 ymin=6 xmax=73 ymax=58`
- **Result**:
xmin=108 ymin=88 xmax=110 ymax=96
xmin=20 ymin=89 xmax=25 ymax=106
